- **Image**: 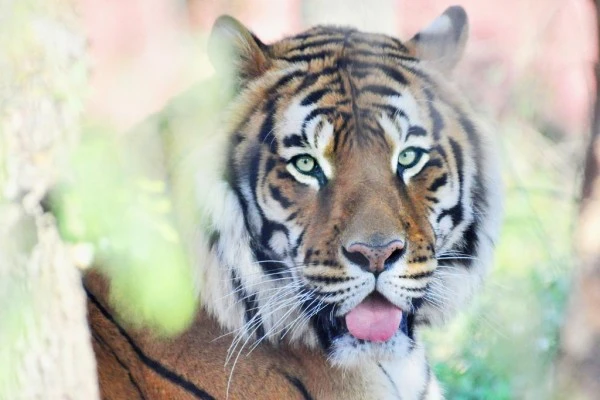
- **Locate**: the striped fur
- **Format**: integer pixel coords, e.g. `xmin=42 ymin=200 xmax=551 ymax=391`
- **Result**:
xmin=90 ymin=6 xmax=502 ymax=399
xmin=200 ymin=6 xmax=501 ymax=397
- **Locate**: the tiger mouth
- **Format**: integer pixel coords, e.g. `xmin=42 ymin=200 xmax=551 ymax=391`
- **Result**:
xmin=311 ymin=293 xmax=415 ymax=349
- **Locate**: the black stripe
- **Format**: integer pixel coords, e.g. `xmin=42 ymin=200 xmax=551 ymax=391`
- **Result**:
xmin=291 ymin=37 xmax=344 ymax=52
xmin=310 ymin=302 xmax=339 ymax=351
xmin=301 ymin=88 xmax=329 ymax=106
xmin=339 ymin=125 xmax=354 ymax=151
xmin=277 ymin=169 xmax=299 ymax=182
xmin=296 ymin=67 xmax=339 ymax=92
xmin=406 ymin=126 xmax=427 ymax=139
xmin=418 ymin=364 xmax=432 ymax=400
xmin=424 ymin=88 xmax=444 ymax=140
xmin=450 ymin=137 xmax=465 ymax=196
xmin=269 ymin=184 xmax=292 ymax=208
xmin=332 ymin=117 xmax=349 ymax=153
xmin=253 ymin=232 xmax=290 ymax=278
xmin=351 ymin=48 xmax=415 ymax=63
xmin=377 ymin=363 xmax=401 ymax=399
xmin=361 ymin=84 xmax=399 ymax=97
xmin=428 ymin=173 xmax=448 ymax=192
xmin=290 ymin=229 xmax=305 ymax=259
xmin=86 ymin=288 xmax=216 ymax=400
xmin=247 ymin=143 xmax=264 ymax=227
xmin=398 ymin=270 xmax=434 ymax=280
xmin=273 ymin=69 xmax=305 ymax=89
xmin=387 ymin=36 xmax=411 ymax=53
xmin=259 ymin=98 xmax=278 ymax=153
xmin=432 ymin=144 xmax=447 ymax=162
xmin=436 ymin=139 xmax=464 ymax=226
xmin=348 ymin=61 xmax=408 ymax=86
xmin=280 ymin=50 xmax=335 ymax=63
xmin=297 ymin=73 xmax=320 ymax=93
xmin=291 ymin=28 xmax=353 ymax=41
xmin=349 ymin=36 xmax=410 ymax=53
xmin=265 ymin=156 xmax=277 ymax=174
xmin=286 ymin=211 xmax=299 ymax=221
xmin=436 ymin=204 xmax=462 ymax=226
xmin=260 ymin=218 xmax=290 ymax=253
xmin=458 ymin=114 xmax=480 ymax=148
xmin=312 ymin=287 xmax=353 ymax=297
xmin=458 ymin=113 xmax=488 ymax=211
xmin=208 ymin=231 xmax=220 ymax=250
xmin=448 ymin=221 xmax=478 ymax=268
xmin=303 ymin=107 xmax=335 ymax=126
xmin=423 ymin=158 xmax=443 ymax=170
xmin=395 ymin=285 xmax=426 ymax=293
xmin=304 ymin=275 xmax=356 ymax=284
xmin=280 ymin=372 xmax=314 ymax=400
xmin=339 ymin=50 xmax=367 ymax=148
xmin=283 ymin=134 xmax=307 ymax=148
xmin=301 ymin=107 xmax=335 ymax=140
xmin=92 ymin=331 xmax=146 ymax=400
xmin=231 ymin=269 xmax=266 ymax=339
xmin=372 ymin=103 xmax=406 ymax=120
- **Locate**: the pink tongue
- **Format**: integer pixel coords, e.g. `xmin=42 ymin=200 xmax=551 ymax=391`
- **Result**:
xmin=345 ymin=295 xmax=402 ymax=342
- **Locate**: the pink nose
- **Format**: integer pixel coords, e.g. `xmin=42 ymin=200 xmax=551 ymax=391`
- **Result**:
xmin=343 ymin=240 xmax=405 ymax=274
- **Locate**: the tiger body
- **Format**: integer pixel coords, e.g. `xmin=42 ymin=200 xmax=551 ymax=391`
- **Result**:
xmin=88 ymin=273 xmax=437 ymax=399
xmin=89 ymin=6 xmax=502 ymax=400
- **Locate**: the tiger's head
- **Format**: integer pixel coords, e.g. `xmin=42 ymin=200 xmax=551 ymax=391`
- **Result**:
xmin=199 ymin=6 xmax=502 ymax=366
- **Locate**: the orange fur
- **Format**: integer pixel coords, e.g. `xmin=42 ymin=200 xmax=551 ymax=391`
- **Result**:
xmin=86 ymin=271 xmax=381 ymax=399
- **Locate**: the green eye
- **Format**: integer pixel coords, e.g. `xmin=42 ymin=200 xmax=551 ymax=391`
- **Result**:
xmin=292 ymin=155 xmax=317 ymax=174
xmin=397 ymin=147 xmax=423 ymax=169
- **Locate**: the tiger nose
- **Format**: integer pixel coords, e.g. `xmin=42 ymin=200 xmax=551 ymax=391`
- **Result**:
xmin=342 ymin=240 xmax=405 ymax=275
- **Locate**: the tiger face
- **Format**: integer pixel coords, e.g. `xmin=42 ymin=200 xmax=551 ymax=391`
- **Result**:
xmin=201 ymin=7 xmax=502 ymax=367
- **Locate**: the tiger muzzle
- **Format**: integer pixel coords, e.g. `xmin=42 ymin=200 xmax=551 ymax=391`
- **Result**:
xmin=342 ymin=240 xmax=405 ymax=276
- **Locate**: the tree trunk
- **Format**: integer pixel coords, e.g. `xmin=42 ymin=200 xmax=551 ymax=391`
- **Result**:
xmin=0 ymin=1 xmax=99 ymax=398
xmin=555 ymin=1 xmax=600 ymax=398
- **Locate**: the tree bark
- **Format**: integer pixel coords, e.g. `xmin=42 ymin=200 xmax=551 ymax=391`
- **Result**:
xmin=555 ymin=1 xmax=600 ymax=398
xmin=0 ymin=1 xmax=99 ymax=398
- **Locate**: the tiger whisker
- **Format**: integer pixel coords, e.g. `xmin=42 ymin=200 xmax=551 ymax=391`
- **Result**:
xmin=436 ymin=256 xmax=480 ymax=261
xmin=279 ymin=297 xmax=328 ymax=343
xmin=247 ymin=290 xmax=315 ymax=354
xmin=224 ymin=282 xmax=301 ymax=357
xmin=226 ymin=286 xmax=310 ymax=395
xmin=220 ymin=277 xmax=299 ymax=301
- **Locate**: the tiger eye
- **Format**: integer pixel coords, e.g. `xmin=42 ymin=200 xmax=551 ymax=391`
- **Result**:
xmin=294 ymin=155 xmax=316 ymax=174
xmin=398 ymin=148 xmax=420 ymax=168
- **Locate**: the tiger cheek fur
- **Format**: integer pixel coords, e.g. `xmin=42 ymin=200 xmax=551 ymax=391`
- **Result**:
xmin=200 ymin=6 xmax=502 ymax=399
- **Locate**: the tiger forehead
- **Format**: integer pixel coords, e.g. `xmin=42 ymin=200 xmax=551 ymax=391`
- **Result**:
xmin=271 ymin=27 xmax=411 ymax=62
xmin=267 ymin=28 xmax=423 ymax=153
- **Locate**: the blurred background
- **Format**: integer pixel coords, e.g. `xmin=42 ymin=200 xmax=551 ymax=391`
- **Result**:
xmin=1 ymin=0 xmax=597 ymax=399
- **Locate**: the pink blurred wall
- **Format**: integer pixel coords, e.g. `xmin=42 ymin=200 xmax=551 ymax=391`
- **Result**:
xmin=82 ymin=0 xmax=597 ymax=135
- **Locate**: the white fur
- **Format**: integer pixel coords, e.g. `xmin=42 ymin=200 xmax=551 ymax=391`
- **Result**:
xmin=379 ymin=342 xmax=434 ymax=399
xmin=330 ymin=328 xmax=413 ymax=368
xmin=279 ymin=99 xmax=335 ymax=187
xmin=379 ymin=93 xmax=433 ymax=184
xmin=422 ymin=14 xmax=453 ymax=37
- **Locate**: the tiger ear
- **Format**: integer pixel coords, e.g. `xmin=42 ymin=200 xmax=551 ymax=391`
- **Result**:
xmin=405 ymin=6 xmax=468 ymax=74
xmin=208 ymin=15 xmax=270 ymax=84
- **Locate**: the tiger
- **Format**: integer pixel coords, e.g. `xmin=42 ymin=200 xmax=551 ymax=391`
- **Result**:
xmin=87 ymin=5 xmax=502 ymax=400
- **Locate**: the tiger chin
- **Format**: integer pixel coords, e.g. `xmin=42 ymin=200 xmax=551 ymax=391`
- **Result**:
xmin=196 ymin=5 xmax=502 ymax=399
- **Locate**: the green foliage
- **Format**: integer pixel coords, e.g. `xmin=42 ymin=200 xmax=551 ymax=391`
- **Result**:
xmin=52 ymin=125 xmax=198 ymax=336
xmin=50 ymin=75 xmax=230 ymax=337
